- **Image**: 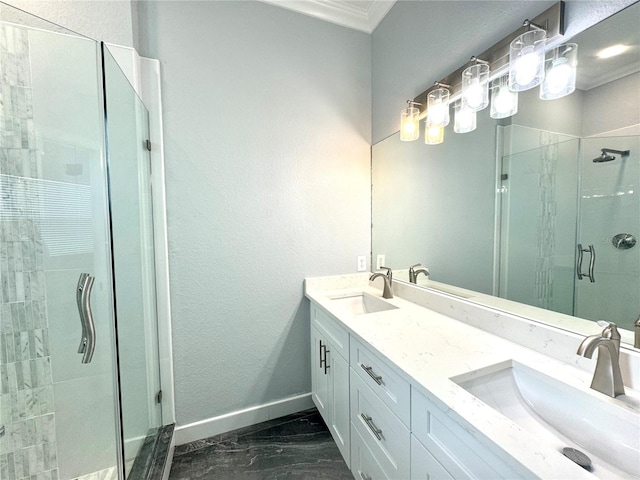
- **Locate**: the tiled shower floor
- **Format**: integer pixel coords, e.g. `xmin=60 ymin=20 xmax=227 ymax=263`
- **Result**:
xmin=168 ymin=408 xmax=353 ymax=479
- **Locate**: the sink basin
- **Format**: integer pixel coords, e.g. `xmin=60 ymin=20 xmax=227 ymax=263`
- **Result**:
xmin=329 ymin=292 xmax=398 ymax=316
xmin=452 ymin=361 xmax=640 ymax=479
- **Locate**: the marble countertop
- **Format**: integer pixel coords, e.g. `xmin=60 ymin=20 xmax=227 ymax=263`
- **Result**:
xmin=305 ymin=273 xmax=640 ymax=480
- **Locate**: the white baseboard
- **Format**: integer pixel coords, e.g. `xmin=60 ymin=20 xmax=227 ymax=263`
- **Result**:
xmin=174 ymin=393 xmax=314 ymax=446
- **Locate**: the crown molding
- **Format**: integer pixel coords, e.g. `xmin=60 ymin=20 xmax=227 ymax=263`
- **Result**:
xmin=260 ymin=0 xmax=396 ymax=34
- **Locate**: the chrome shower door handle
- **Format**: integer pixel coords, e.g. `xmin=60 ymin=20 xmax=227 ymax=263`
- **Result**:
xmin=577 ymin=244 xmax=584 ymax=280
xmin=76 ymin=273 xmax=89 ymax=353
xmin=80 ymin=275 xmax=97 ymax=363
xmin=576 ymin=244 xmax=596 ymax=282
xmin=587 ymin=245 xmax=596 ymax=283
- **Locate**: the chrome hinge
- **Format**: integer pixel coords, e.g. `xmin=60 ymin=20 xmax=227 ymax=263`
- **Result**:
xmin=501 ymin=173 xmax=509 ymax=181
xmin=156 ymin=390 xmax=163 ymax=404
xmin=146 ymin=139 xmax=152 ymax=152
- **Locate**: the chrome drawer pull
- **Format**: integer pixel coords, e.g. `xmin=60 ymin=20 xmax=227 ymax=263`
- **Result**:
xmin=361 ymin=364 xmax=383 ymax=385
xmin=361 ymin=413 xmax=383 ymax=440
xmin=360 ymin=472 xmax=372 ymax=480
xmin=323 ymin=346 xmax=330 ymax=374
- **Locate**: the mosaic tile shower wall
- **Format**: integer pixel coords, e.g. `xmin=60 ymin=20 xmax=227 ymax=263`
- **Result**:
xmin=0 ymin=24 xmax=59 ymax=479
xmin=535 ymin=131 xmax=558 ymax=310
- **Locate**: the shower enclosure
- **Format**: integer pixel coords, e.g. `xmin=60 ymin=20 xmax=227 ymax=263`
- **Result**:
xmin=0 ymin=4 xmax=165 ymax=479
xmin=498 ymin=125 xmax=640 ymax=332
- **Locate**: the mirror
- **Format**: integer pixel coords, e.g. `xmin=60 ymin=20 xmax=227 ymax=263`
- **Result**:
xmin=372 ymin=2 xmax=640 ymax=344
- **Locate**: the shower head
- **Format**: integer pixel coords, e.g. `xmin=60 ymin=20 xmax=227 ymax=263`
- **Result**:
xmin=593 ymin=148 xmax=631 ymax=163
xmin=593 ymin=151 xmax=616 ymax=162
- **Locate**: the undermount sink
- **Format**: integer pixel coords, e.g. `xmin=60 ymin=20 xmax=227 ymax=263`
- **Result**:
xmin=452 ymin=361 xmax=640 ymax=479
xmin=329 ymin=292 xmax=398 ymax=316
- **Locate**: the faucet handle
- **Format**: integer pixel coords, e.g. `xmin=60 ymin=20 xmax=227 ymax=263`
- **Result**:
xmin=597 ymin=321 xmax=620 ymax=340
xmin=410 ymin=263 xmax=421 ymax=270
xmin=379 ymin=266 xmax=392 ymax=282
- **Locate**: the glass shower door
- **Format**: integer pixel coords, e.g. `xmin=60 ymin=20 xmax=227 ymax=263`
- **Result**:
xmin=0 ymin=17 xmax=121 ymax=480
xmin=574 ymin=135 xmax=640 ymax=331
xmin=102 ymin=47 xmax=162 ymax=476
xmin=498 ymin=138 xmax=581 ymax=315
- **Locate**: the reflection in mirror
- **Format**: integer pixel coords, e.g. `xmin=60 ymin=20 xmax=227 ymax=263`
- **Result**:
xmin=371 ymin=2 xmax=640 ymax=342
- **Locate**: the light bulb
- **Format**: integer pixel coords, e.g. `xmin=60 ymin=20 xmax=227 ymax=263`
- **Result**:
xmin=428 ymin=103 xmax=446 ymax=125
xmin=464 ymin=79 xmax=483 ymax=109
xmin=540 ymin=43 xmax=577 ymax=100
xmin=545 ymin=58 xmax=572 ymax=94
xmin=403 ymin=122 xmax=415 ymax=135
xmin=425 ymin=122 xmax=444 ymax=145
xmin=493 ymin=87 xmax=513 ymax=114
xmin=490 ymin=75 xmax=518 ymax=119
xmin=454 ymin=101 xmax=476 ymax=133
xmin=514 ymin=48 xmax=541 ymax=86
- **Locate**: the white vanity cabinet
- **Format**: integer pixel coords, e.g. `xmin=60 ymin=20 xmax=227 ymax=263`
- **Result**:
xmin=349 ymin=337 xmax=410 ymax=479
xmin=308 ymin=298 xmax=529 ymax=480
xmin=411 ymin=388 xmax=527 ymax=479
xmin=310 ymin=304 xmax=351 ymax=466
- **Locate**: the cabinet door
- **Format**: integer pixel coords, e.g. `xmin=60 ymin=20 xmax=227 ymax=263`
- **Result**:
xmin=328 ymin=346 xmax=350 ymax=466
xmin=352 ymin=424 xmax=389 ymax=480
xmin=411 ymin=435 xmax=454 ymax=480
xmin=311 ymin=326 xmax=330 ymax=420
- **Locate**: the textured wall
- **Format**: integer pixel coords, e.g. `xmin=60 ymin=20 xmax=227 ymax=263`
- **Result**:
xmin=3 ymin=0 xmax=134 ymax=46
xmin=372 ymin=0 xmax=638 ymax=144
xmin=136 ymin=1 xmax=371 ymax=427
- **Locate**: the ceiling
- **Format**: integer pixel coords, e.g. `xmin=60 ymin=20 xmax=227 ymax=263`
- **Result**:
xmin=259 ymin=0 xmax=397 ymax=33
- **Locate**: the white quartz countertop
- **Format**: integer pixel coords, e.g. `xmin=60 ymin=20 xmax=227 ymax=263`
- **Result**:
xmin=305 ymin=274 xmax=640 ymax=480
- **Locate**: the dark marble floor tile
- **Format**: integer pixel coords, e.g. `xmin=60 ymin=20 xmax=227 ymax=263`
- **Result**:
xmin=174 ymin=408 xmax=318 ymax=456
xmin=169 ymin=409 xmax=352 ymax=480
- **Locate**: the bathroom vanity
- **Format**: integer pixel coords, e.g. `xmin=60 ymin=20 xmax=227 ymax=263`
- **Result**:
xmin=305 ymin=273 xmax=640 ymax=480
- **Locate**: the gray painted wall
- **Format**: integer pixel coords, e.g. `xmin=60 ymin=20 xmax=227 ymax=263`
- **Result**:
xmin=372 ymin=0 xmax=638 ymax=144
xmin=4 ymin=0 xmax=135 ymax=46
xmin=135 ymin=1 xmax=371 ymax=426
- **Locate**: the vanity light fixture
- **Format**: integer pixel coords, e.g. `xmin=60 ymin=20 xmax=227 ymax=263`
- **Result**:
xmin=453 ymin=100 xmax=477 ymax=133
xmin=509 ymin=20 xmax=547 ymax=91
xmin=405 ymin=2 xmax=564 ymax=145
xmin=461 ymin=58 xmax=490 ymax=111
xmin=426 ymin=84 xmax=450 ymax=127
xmin=400 ymin=100 xmax=421 ymax=141
xmin=425 ymin=119 xmax=444 ymax=145
xmin=540 ymin=43 xmax=577 ymax=100
xmin=490 ymin=75 xmax=518 ymax=119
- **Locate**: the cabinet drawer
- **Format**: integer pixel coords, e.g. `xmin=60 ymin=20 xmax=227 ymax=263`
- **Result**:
xmin=351 ymin=423 xmax=389 ymax=480
xmin=311 ymin=303 xmax=349 ymax=360
xmin=351 ymin=368 xmax=410 ymax=479
xmin=412 ymin=388 xmax=526 ymax=479
xmin=411 ymin=434 xmax=454 ymax=480
xmin=350 ymin=337 xmax=410 ymax=425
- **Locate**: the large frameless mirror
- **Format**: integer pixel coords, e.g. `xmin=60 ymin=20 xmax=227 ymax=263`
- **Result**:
xmin=372 ymin=1 xmax=640 ymax=346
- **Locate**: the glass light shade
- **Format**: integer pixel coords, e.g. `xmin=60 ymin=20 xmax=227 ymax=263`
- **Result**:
xmin=424 ymin=119 xmax=444 ymax=145
xmin=509 ymin=29 xmax=546 ymax=91
xmin=540 ymin=43 xmax=578 ymax=100
xmin=426 ymin=87 xmax=450 ymax=127
xmin=400 ymin=106 xmax=420 ymax=141
xmin=461 ymin=63 xmax=489 ymax=111
xmin=490 ymin=75 xmax=518 ymax=119
xmin=453 ymin=100 xmax=477 ymax=133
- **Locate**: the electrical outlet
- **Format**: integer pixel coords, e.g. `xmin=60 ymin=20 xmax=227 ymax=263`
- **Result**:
xmin=357 ymin=255 xmax=367 ymax=272
xmin=376 ymin=254 xmax=386 ymax=270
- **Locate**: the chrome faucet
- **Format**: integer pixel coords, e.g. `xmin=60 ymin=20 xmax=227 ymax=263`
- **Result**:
xmin=409 ymin=263 xmax=429 ymax=283
xmin=370 ymin=266 xmax=393 ymax=299
xmin=634 ymin=315 xmax=640 ymax=349
xmin=577 ymin=322 xmax=625 ymax=397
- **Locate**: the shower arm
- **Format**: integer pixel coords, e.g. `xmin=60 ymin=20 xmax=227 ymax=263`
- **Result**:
xmin=601 ymin=148 xmax=630 ymax=157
